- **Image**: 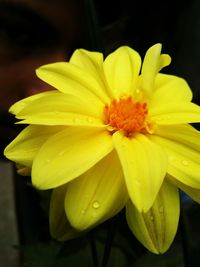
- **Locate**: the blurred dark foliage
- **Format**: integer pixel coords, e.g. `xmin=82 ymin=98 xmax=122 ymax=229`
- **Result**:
xmin=3 ymin=0 xmax=200 ymax=266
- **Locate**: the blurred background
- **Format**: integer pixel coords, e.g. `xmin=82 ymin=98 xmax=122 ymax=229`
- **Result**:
xmin=1 ymin=0 xmax=200 ymax=266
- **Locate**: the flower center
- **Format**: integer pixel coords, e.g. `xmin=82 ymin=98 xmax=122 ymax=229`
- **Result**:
xmin=104 ymin=96 xmax=149 ymax=137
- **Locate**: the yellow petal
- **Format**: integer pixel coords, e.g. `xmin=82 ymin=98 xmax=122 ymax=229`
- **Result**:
xmin=103 ymin=46 xmax=141 ymax=98
xmin=16 ymin=164 xmax=31 ymax=176
xmin=158 ymin=54 xmax=171 ymax=71
xmin=149 ymin=74 xmax=192 ymax=109
xmin=50 ymin=185 xmax=80 ymax=241
xmin=150 ymin=128 xmax=200 ymax=188
xmin=15 ymin=92 xmax=104 ymax=126
xmin=70 ymin=49 xmax=103 ymax=70
xmin=70 ymin=49 xmax=111 ymax=96
xmin=168 ymin=174 xmax=200 ymax=204
xmin=4 ymin=125 xmax=64 ymax=167
xmin=141 ymin=44 xmax=171 ymax=95
xmin=9 ymin=91 xmax=57 ymax=115
xmin=36 ymin=62 xmax=110 ymax=103
xmin=154 ymin=124 xmax=200 ymax=151
xmin=149 ymin=102 xmax=200 ymax=124
xmin=113 ymin=132 xmax=167 ymax=212
xmin=126 ymin=180 xmax=180 ymax=254
xmin=65 ymin=151 xmax=128 ymax=230
xmin=32 ymin=127 xmax=113 ymax=189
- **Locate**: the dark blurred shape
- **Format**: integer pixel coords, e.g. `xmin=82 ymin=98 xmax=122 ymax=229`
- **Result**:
xmin=0 ymin=2 xmax=62 ymax=63
xmin=0 ymin=1 xmax=81 ymax=155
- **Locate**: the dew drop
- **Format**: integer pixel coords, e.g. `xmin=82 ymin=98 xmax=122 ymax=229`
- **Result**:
xmin=159 ymin=206 xmax=164 ymax=213
xmin=107 ymin=125 xmax=114 ymax=132
xmin=92 ymin=201 xmax=100 ymax=209
xmin=181 ymin=160 xmax=189 ymax=166
xmin=81 ymin=209 xmax=86 ymax=214
xmin=150 ymin=215 xmax=154 ymax=221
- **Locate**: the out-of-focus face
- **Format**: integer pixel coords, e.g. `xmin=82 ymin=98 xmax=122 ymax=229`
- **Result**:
xmin=0 ymin=0 xmax=79 ymax=113
xmin=10 ymin=0 xmax=79 ymax=50
xmin=0 ymin=1 xmax=80 ymax=154
xmin=0 ymin=0 xmax=80 ymax=107
xmin=0 ymin=50 xmax=68 ymax=155
xmin=0 ymin=51 xmax=67 ymax=113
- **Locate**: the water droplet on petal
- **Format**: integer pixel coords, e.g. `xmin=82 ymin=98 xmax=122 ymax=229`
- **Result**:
xmin=150 ymin=215 xmax=154 ymax=221
xmin=159 ymin=206 xmax=164 ymax=213
xmin=92 ymin=201 xmax=100 ymax=209
xmin=181 ymin=160 xmax=189 ymax=166
xmin=107 ymin=125 xmax=114 ymax=131
xmin=81 ymin=209 xmax=86 ymax=214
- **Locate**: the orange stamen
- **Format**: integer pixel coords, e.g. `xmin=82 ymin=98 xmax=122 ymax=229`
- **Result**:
xmin=104 ymin=96 xmax=149 ymax=137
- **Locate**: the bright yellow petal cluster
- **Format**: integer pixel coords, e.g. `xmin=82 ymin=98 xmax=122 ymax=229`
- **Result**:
xmin=4 ymin=44 xmax=200 ymax=253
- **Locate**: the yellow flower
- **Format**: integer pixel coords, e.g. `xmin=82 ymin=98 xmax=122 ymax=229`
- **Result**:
xmin=4 ymin=44 xmax=200 ymax=253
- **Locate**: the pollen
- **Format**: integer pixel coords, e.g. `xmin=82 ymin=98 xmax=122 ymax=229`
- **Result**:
xmin=104 ymin=96 xmax=149 ymax=137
